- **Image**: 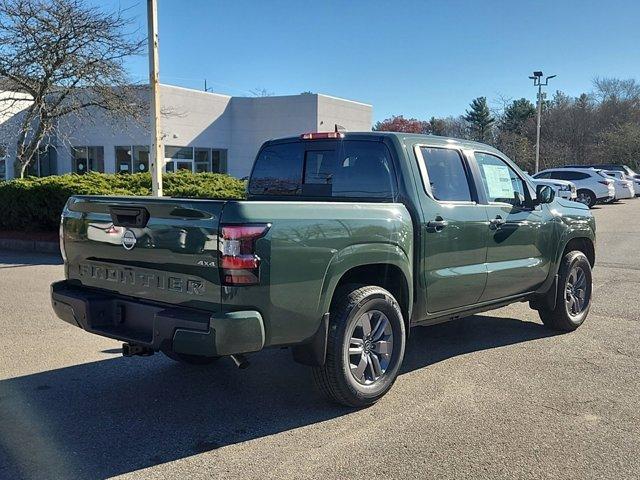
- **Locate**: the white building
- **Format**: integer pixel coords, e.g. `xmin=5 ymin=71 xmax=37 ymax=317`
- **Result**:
xmin=0 ymin=84 xmax=372 ymax=180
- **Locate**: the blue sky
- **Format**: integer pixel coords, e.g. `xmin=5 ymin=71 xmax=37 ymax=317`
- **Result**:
xmin=96 ymin=0 xmax=640 ymax=122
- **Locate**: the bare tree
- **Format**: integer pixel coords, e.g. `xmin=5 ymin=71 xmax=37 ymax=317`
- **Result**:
xmin=250 ymin=87 xmax=274 ymax=97
xmin=0 ymin=0 xmax=145 ymax=178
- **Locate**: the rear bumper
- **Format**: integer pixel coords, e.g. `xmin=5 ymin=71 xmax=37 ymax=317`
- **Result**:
xmin=50 ymin=280 xmax=264 ymax=357
xmin=597 ymin=193 xmax=615 ymax=202
xmin=616 ymin=189 xmax=634 ymax=199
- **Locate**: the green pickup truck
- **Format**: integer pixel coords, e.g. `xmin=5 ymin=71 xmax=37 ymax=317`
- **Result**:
xmin=52 ymin=132 xmax=596 ymax=407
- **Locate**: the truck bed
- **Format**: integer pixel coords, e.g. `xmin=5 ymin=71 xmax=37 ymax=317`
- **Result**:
xmin=60 ymin=195 xmax=413 ymax=347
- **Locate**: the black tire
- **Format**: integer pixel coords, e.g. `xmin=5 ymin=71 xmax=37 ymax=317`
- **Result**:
xmin=313 ymin=285 xmax=406 ymax=408
xmin=163 ymin=351 xmax=220 ymax=365
xmin=576 ymin=189 xmax=596 ymax=208
xmin=538 ymin=251 xmax=592 ymax=331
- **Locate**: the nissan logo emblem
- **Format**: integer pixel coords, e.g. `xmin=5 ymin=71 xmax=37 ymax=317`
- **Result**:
xmin=121 ymin=229 xmax=137 ymax=250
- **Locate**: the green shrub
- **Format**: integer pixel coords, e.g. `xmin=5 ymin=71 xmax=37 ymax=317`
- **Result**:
xmin=0 ymin=171 xmax=247 ymax=232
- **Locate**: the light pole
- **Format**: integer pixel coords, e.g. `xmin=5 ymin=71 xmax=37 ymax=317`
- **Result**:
xmin=147 ymin=0 xmax=163 ymax=196
xmin=529 ymin=71 xmax=556 ymax=173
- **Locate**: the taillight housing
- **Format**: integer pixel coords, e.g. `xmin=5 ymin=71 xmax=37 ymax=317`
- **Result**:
xmin=59 ymin=214 xmax=67 ymax=263
xmin=300 ymin=131 xmax=344 ymax=140
xmin=219 ymin=224 xmax=270 ymax=285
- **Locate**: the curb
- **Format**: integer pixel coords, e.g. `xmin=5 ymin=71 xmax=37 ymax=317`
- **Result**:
xmin=0 ymin=238 xmax=61 ymax=255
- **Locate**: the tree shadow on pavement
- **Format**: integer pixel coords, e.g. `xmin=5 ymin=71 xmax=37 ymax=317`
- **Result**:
xmin=0 ymin=314 xmax=556 ymax=479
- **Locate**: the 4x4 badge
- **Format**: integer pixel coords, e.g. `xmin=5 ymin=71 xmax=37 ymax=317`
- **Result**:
xmin=196 ymin=260 xmax=216 ymax=267
xmin=121 ymin=229 xmax=137 ymax=250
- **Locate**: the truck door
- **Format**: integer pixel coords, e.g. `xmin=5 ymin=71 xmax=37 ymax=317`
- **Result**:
xmin=414 ymin=145 xmax=488 ymax=313
xmin=472 ymin=151 xmax=553 ymax=302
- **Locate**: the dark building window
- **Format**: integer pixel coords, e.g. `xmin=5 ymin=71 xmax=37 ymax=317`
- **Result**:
xmin=73 ymin=146 xmax=104 ymax=174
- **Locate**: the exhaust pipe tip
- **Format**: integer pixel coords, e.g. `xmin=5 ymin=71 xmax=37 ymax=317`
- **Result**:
xmin=230 ymin=354 xmax=249 ymax=369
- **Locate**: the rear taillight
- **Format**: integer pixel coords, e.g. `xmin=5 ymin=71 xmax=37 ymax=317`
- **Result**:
xmin=59 ymin=214 xmax=67 ymax=262
xmin=219 ymin=224 xmax=270 ymax=285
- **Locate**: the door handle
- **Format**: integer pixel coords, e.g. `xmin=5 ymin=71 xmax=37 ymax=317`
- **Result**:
xmin=426 ymin=217 xmax=448 ymax=232
xmin=489 ymin=215 xmax=506 ymax=230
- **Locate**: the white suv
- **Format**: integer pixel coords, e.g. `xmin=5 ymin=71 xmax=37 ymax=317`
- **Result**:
xmin=603 ymin=170 xmax=635 ymax=199
xmin=533 ymin=168 xmax=615 ymax=207
xmin=527 ymin=175 xmax=577 ymax=200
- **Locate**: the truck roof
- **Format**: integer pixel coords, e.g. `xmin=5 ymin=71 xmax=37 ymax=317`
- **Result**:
xmin=263 ymin=131 xmax=505 ymax=156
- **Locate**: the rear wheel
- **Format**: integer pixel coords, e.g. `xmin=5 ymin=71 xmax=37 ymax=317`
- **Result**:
xmin=163 ymin=351 xmax=220 ymax=365
xmin=313 ymin=285 xmax=406 ymax=408
xmin=576 ymin=189 xmax=596 ymax=208
xmin=537 ymin=251 xmax=592 ymax=331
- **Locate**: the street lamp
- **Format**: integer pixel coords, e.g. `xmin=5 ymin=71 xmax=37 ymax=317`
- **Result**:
xmin=529 ymin=71 xmax=556 ymax=173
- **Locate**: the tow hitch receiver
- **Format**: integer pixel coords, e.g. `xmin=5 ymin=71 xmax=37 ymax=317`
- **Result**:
xmin=122 ymin=343 xmax=154 ymax=357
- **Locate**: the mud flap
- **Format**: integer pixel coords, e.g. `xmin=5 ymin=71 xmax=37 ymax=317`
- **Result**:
xmin=292 ymin=313 xmax=329 ymax=367
xmin=530 ymin=274 xmax=558 ymax=311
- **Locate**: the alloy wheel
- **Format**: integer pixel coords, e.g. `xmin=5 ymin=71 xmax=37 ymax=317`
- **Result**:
xmin=565 ymin=265 xmax=589 ymax=317
xmin=346 ymin=310 xmax=393 ymax=385
xmin=576 ymin=192 xmax=591 ymax=206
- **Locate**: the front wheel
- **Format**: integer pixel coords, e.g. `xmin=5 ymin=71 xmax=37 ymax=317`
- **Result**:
xmin=313 ymin=285 xmax=406 ymax=407
xmin=576 ymin=189 xmax=596 ymax=208
xmin=538 ymin=251 xmax=592 ymax=331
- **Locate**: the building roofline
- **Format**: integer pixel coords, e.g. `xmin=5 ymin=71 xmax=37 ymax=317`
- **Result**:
xmin=316 ymin=93 xmax=372 ymax=107
xmin=159 ymin=83 xmax=232 ymax=99
xmin=158 ymin=84 xmax=371 ymax=106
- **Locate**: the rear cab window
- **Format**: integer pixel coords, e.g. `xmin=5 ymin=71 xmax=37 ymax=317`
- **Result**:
xmin=249 ymin=139 xmax=397 ymax=200
xmin=248 ymin=142 xmax=303 ymax=195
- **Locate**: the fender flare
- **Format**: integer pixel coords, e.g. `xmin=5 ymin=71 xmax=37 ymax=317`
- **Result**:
xmin=293 ymin=243 xmax=412 ymax=368
xmin=535 ymin=232 xmax=595 ymax=298
xmin=318 ymin=242 xmax=413 ymax=318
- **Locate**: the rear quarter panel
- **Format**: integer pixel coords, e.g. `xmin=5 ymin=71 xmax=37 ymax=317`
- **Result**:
xmin=220 ymin=201 xmax=413 ymax=346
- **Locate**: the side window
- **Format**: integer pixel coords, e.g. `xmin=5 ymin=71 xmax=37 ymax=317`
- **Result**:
xmin=535 ymin=172 xmax=552 ymax=179
xmin=248 ymin=143 xmax=302 ymax=195
xmin=564 ymin=171 xmax=589 ymax=181
xmin=548 ymin=171 xmax=565 ymax=180
xmin=418 ymin=147 xmax=472 ymax=202
xmin=475 ymin=152 xmax=527 ymax=207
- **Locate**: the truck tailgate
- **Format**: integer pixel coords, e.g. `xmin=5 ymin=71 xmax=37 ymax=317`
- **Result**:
xmin=62 ymin=196 xmax=225 ymax=312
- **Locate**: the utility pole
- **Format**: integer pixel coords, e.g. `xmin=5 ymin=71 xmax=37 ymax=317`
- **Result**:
xmin=529 ymin=71 xmax=556 ymax=173
xmin=147 ymin=0 xmax=163 ymax=196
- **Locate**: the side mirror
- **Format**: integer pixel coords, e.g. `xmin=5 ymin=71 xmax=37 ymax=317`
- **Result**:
xmin=535 ymin=184 xmax=555 ymax=205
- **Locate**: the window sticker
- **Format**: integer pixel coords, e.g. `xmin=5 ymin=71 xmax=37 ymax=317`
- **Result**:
xmin=482 ymin=164 xmax=514 ymax=199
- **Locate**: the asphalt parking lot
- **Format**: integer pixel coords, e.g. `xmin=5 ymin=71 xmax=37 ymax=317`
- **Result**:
xmin=1 ymin=200 xmax=639 ymax=480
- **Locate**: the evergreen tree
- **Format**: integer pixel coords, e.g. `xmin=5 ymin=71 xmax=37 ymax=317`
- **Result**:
xmin=501 ymin=98 xmax=536 ymax=133
xmin=464 ymin=97 xmax=495 ymax=142
xmin=428 ymin=116 xmax=448 ymax=136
